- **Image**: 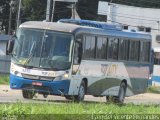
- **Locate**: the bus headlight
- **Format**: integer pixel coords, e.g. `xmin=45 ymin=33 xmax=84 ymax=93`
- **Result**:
xmin=63 ymin=73 xmax=69 ymax=79
xmin=54 ymin=73 xmax=69 ymax=81
xmin=14 ymin=71 xmax=22 ymax=77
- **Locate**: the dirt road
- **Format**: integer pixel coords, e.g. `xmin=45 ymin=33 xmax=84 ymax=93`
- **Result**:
xmin=0 ymin=85 xmax=160 ymax=104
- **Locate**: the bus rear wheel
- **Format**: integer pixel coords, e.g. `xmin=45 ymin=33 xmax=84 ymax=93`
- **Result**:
xmin=106 ymin=82 xmax=126 ymax=103
xmin=22 ymin=90 xmax=35 ymax=99
xmin=117 ymin=82 xmax=126 ymax=103
xmin=74 ymin=81 xmax=86 ymax=102
xmin=112 ymin=82 xmax=126 ymax=103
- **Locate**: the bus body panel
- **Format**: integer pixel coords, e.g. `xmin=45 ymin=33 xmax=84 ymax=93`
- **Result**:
xmin=10 ymin=63 xmax=71 ymax=95
xmin=10 ymin=73 xmax=70 ymax=95
xmin=152 ymin=65 xmax=160 ymax=86
xmin=70 ymin=60 xmax=149 ymax=97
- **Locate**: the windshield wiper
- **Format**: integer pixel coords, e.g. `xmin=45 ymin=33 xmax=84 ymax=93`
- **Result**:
xmin=23 ymin=41 xmax=36 ymax=65
xmin=12 ymin=53 xmax=19 ymax=62
xmin=23 ymin=65 xmax=34 ymax=69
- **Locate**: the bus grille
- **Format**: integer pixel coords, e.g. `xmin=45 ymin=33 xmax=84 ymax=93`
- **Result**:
xmin=22 ymin=84 xmax=52 ymax=94
xmin=22 ymin=73 xmax=55 ymax=81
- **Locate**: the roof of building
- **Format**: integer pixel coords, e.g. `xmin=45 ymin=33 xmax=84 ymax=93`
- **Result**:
xmin=0 ymin=35 xmax=11 ymax=41
xmin=153 ymin=47 xmax=160 ymax=52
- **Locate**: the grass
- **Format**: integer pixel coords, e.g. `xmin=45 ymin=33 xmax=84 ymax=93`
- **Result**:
xmin=0 ymin=76 xmax=160 ymax=119
xmin=147 ymin=86 xmax=160 ymax=94
xmin=0 ymin=75 xmax=9 ymax=85
xmin=0 ymin=102 xmax=160 ymax=120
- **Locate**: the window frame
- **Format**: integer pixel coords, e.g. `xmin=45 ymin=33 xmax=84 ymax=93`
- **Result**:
xmin=82 ymin=35 xmax=96 ymax=60
xmin=96 ymin=36 xmax=108 ymax=60
xmin=118 ymin=38 xmax=129 ymax=61
xmin=107 ymin=37 xmax=119 ymax=60
xmin=139 ymin=40 xmax=151 ymax=63
xmin=128 ymin=39 xmax=140 ymax=62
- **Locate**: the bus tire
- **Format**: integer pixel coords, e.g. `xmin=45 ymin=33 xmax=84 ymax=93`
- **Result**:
xmin=22 ymin=90 xmax=35 ymax=99
xmin=74 ymin=81 xmax=86 ymax=102
xmin=106 ymin=82 xmax=126 ymax=103
xmin=117 ymin=82 xmax=126 ymax=103
xmin=64 ymin=95 xmax=73 ymax=100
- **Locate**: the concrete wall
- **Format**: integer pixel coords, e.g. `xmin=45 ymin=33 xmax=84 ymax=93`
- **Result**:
xmin=0 ymin=41 xmax=7 ymax=55
xmin=0 ymin=55 xmax=11 ymax=74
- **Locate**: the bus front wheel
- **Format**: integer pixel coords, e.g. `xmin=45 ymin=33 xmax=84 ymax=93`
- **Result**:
xmin=22 ymin=90 xmax=35 ymax=99
xmin=74 ymin=81 xmax=86 ymax=102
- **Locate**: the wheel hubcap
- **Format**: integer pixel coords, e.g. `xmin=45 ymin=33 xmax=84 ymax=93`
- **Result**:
xmin=119 ymin=86 xmax=125 ymax=101
xmin=79 ymin=85 xmax=84 ymax=99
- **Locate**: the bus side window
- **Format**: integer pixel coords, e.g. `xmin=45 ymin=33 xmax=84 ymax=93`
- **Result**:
xmin=74 ymin=39 xmax=82 ymax=65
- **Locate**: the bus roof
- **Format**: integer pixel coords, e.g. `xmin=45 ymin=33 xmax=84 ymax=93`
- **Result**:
xmin=20 ymin=21 xmax=151 ymax=40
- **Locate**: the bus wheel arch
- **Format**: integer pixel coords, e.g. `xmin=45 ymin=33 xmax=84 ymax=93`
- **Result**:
xmin=122 ymin=79 xmax=127 ymax=89
xmin=82 ymin=78 xmax=88 ymax=94
xmin=106 ymin=80 xmax=127 ymax=103
xmin=74 ymin=79 xmax=87 ymax=102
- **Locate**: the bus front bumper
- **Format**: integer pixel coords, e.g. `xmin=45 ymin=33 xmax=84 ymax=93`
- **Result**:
xmin=10 ymin=74 xmax=70 ymax=95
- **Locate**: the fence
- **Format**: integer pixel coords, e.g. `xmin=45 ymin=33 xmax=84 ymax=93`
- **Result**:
xmin=0 ymin=55 xmax=11 ymax=74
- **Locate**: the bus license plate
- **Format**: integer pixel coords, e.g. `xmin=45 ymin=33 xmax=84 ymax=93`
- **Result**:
xmin=32 ymin=82 xmax=42 ymax=86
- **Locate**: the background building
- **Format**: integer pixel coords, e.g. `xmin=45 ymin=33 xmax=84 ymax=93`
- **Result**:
xmin=98 ymin=1 xmax=160 ymax=47
xmin=0 ymin=35 xmax=11 ymax=74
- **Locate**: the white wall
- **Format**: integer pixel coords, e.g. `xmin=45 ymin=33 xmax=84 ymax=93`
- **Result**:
xmin=98 ymin=1 xmax=160 ymax=48
xmin=0 ymin=42 xmax=7 ymax=55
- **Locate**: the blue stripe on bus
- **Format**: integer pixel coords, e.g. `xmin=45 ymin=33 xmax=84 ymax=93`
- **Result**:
xmin=152 ymin=76 xmax=160 ymax=82
xmin=10 ymin=74 xmax=70 ymax=95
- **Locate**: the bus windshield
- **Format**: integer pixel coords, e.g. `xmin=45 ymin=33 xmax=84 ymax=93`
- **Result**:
xmin=12 ymin=28 xmax=73 ymax=71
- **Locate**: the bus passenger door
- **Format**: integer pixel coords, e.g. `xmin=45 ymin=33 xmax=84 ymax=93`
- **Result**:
xmin=68 ymin=37 xmax=83 ymax=95
xmin=72 ymin=38 xmax=82 ymax=75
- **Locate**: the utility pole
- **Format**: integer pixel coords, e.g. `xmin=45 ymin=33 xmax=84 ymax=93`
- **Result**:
xmin=8 ymin=0 xmax=15 ymax=34
xmin=51 ymin=0 xmax=56 ymax=22
xmin=71 ymin=3 xmax=76 ymax=19
xmin=46 ymin=0 xmax=52 ymax=21
xmin=17 ymin=0 xmax=22 ymax=29
xmin=67 ymin=3 xmax=76 ymax=19
xmin=107 ymin=0 xmax=113 ymax=22
xmin=46 ymin=0 xmax=78 ymax=22
xmin=8 ymin=1 xmax=12 ymax=34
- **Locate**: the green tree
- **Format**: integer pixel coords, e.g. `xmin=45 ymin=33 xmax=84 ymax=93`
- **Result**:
xmin=0 ymin=0 xmax=17 ymax=34
xmin=22 ymin=0 xmax=46 ymax=21
xmin=0 ymin=0 xmax=11 ymax=34
xmin=1 ymin=0 xmax=160 ymax=35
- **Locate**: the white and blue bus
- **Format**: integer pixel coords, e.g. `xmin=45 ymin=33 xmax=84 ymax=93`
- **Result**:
xmin=8 ymin=19 xmax=152 ymax=103
xmin=151 ymin=48 xmax=160 ymax=86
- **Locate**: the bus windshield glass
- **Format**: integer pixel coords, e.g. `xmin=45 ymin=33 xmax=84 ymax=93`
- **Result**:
xmin=12 ymin=28 xmax=73 ymax=70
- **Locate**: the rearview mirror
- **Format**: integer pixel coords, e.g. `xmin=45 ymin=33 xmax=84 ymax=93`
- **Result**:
xmin=7 ymin=39 xmax=15 ymax=55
